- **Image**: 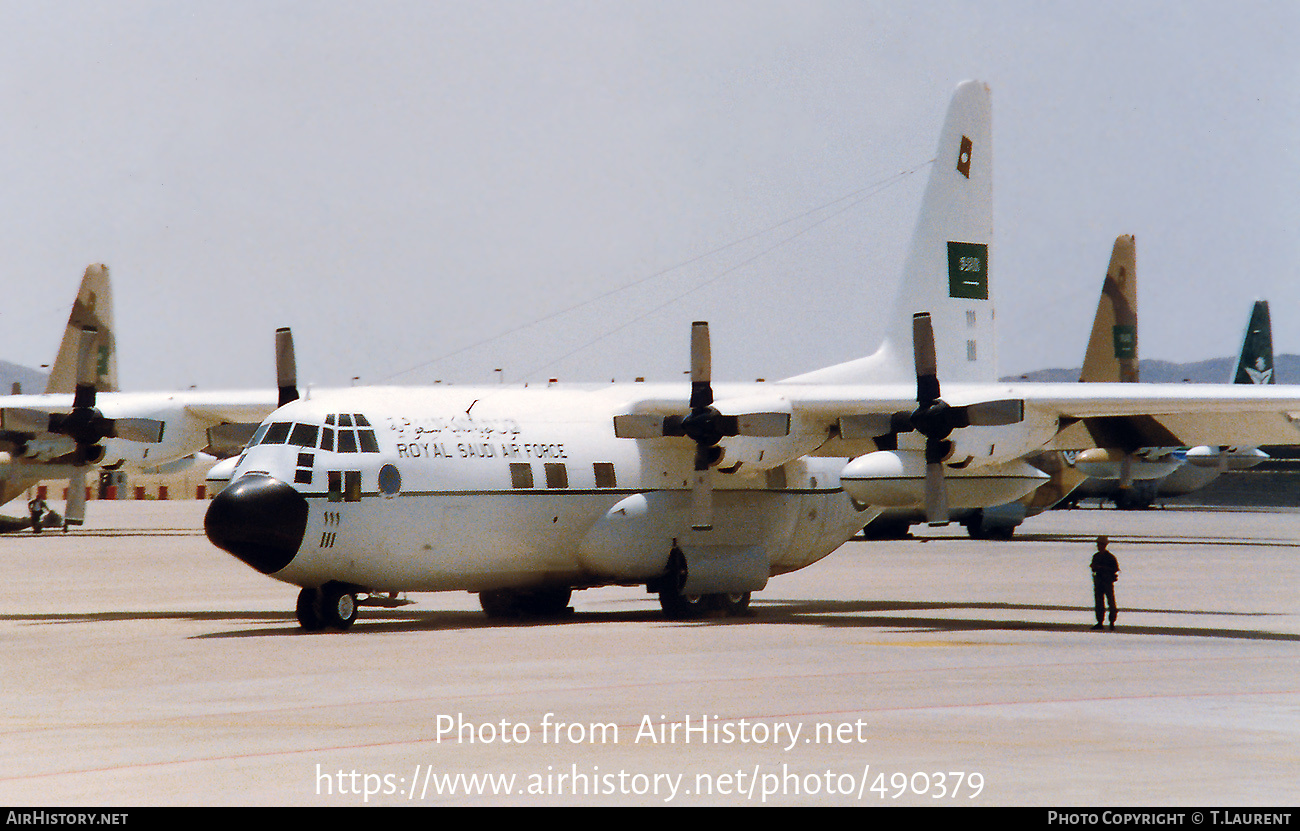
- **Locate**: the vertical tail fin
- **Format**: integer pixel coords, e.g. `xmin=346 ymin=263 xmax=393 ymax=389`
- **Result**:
xmin=1079 ymin=235 xmax=1138 ymax=383
xmin=45 ymin=264 xmax=118 ymax=394
xmin=786 ymin=80 xmax=993 ymax=385
xmin=1233 ymin=300 xmax=1273 ymax=384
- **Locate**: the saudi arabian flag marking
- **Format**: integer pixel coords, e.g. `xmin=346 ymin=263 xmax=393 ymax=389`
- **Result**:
xmin=947 ymin=241 xmax=988 ymax=299
xmin=1112 ymin=324 xmax=1136 ymax=359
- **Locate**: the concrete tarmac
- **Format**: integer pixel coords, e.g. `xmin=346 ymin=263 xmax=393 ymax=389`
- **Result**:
xmin=0 ymin=501 xmax=1296 ymax=806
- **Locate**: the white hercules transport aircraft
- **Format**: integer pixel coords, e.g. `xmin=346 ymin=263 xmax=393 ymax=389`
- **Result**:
xmin=205 ymin=81 xmax=1300 ymax=631
xmin=0 ymin=265 xmax=278 ymax=526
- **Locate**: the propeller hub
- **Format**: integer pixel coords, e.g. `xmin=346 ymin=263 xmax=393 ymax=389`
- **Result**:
xmin=910 ymin=400 xmax=955 ymax=442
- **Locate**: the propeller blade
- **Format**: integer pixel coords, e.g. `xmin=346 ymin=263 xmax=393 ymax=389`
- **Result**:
xmin=924 ymin=460 xmax=949 ymax=525
xmin=109 ymin=417 xmax=165 ymax=444
xmin=912 ymin=312 xmax=940 ymax=404
xmin=276 ymin=327 xmax=298 ymax=407
xmin=961 ymin=398 xmax=1025 ymax=426
xmin=734 ymin=412 xmax=791 ymax=437
xmin=690 ymin=469 xmax=713 ymax=531
xmin=689 ymin=321 xmax=712 ymax=410
xmin=612 ymin=414 xmax=666 ymax=439
xmin=72 ymin=327 xmax=99 ymax=410
xmin=0 ymin=408 xmax=53 ymax=434
xmin=65 ymin=468 xmax=87 ymax=527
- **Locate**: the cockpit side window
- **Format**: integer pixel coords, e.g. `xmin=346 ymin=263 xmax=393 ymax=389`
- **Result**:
xmin=319 ymin=427 xmax=335 ymax=452
xmin=249 ymin=423 xmax=270 ymax=447
xmin=358 ymin=429 xmax=379 ymax=453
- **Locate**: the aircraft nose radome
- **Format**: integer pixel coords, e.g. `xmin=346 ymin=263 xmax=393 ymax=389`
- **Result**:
xmin=205 ymin=474 xmax=308 ymax=574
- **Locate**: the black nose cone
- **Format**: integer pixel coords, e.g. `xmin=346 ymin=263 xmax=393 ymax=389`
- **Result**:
xmin=205 ymin=474 xmax=309 ymax=574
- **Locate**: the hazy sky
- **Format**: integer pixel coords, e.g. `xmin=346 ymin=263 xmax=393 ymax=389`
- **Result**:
xmin=1 ymin=1 xmax=1296 ymax=391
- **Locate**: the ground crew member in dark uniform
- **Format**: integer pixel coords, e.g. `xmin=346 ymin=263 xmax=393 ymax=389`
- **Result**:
xmin=1090 ymin=535 xmax=1119 ymax=630
xmin=27 ymin=497 xmax=46 ymax=534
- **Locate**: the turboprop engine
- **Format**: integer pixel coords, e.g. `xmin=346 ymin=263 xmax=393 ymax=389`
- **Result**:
xmin=838 ymin=450 xmax=1047 ymax=509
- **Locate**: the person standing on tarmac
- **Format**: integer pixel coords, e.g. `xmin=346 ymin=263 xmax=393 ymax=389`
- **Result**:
xmin=27 ymin=496 xmax=46 ymax=534
xmin=1090 ymin=535 xmax=1120 ymax=630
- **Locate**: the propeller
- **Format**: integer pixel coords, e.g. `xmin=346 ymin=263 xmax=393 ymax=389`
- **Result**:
xmin=276 ymin=327 xmax=298 ymax=407
xmin=871 ymin=313 xmax=1025 ymax=525
xmin=613 ymin=321 xmax=790 ymax=531
xmin=1 ymin=327 xmax=165 ymax=526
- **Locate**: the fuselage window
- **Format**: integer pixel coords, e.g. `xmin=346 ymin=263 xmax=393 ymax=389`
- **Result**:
xmin=544 ymin=462 xmax=568 ymax=489
xmin=510 ymin=463 xmax=534 ymax=489
xmin=290 ymin=423 xmax=319 ymax=448
xmin=593 ymin=462 xmax=617 ymax=488
xmin=262 ymin=422 xmax=292 ymax=444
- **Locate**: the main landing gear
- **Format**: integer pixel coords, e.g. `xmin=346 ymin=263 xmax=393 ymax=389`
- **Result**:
xmin=653 ymin=549 xmax=753 ymax=620
xmin=296 ymin=582 xmax=358 ymax=632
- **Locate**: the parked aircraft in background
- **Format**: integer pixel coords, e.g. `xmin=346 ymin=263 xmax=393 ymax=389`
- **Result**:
xmin=205 ymin=81 xmax=1300 ymax=631
xmin=1072 ymin=299 xmax=1274 ymax=507
xmin=0 ymin=266 xmax=278 ymax=526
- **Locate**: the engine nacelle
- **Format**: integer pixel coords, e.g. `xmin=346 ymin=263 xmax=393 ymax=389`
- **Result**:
xmin=1073 ymin=448 xmax=1181 ymax=481
xmin=839 ymin=450 xmax=1048 ymax=509
xmin=1183 ymin=445 xmax=1268 ymax=470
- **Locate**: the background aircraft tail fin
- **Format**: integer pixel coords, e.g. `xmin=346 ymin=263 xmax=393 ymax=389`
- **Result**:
xmin=1233 ymin=300 xmax=1273 ymax=384
xmin=44 ymin=264 xmax=118 ymax=394
xmin=786 ymin=80 xmax=993 ymax=385
xmin=1079 ymin=235 xmax=1138 ymax=383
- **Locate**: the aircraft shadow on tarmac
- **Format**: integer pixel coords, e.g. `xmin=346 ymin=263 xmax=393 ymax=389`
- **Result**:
xmin=4 ymin=595 xmax=1295 ymax=642
xmin=912 ymin=532 xmax=1300 ymax=549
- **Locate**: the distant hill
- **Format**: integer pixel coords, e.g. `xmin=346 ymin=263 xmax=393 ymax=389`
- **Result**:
xmin=1002 ymin=354 xmax=1300 ymax=384
xmin=0 ymin=361 xmax=47 ymax=394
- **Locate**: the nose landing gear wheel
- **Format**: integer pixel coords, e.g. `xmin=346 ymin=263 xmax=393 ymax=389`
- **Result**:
xmin=296 ymin=583 xmax=358 ymax=631
xmin=296 ymin=587 xmax=324 ymax=632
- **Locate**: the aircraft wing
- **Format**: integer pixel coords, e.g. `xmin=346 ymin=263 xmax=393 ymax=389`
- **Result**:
xmin=766 ymin=382 xmax=1300 ymax=451
xmin=1003 ymin=382 xmax=1300 ymax=449
xmin=178 ymin=391 xmax=280 ymax=426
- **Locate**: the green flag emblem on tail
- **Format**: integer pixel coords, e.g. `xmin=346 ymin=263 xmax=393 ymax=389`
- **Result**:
xmin=1111 ymin=325 xmax=1136 ymax=359
xmin=947 ymin=241 xmax=988 ymax=300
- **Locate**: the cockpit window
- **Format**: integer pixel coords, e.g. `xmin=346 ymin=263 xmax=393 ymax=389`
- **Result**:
xmin=249 ymin=423 xmax=270 ymax=447
xmin=289 ymin=423 xmax=319 ymax=448
xmin=258 ymin=415 xmax=376 ymax=453
xmin=337 ymin=430 xmax=358 ymax=453
xmin=358 ymin=429 xmax=379 ymax=453
xmin=262 ymin=422 xmax=292 ymax=444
